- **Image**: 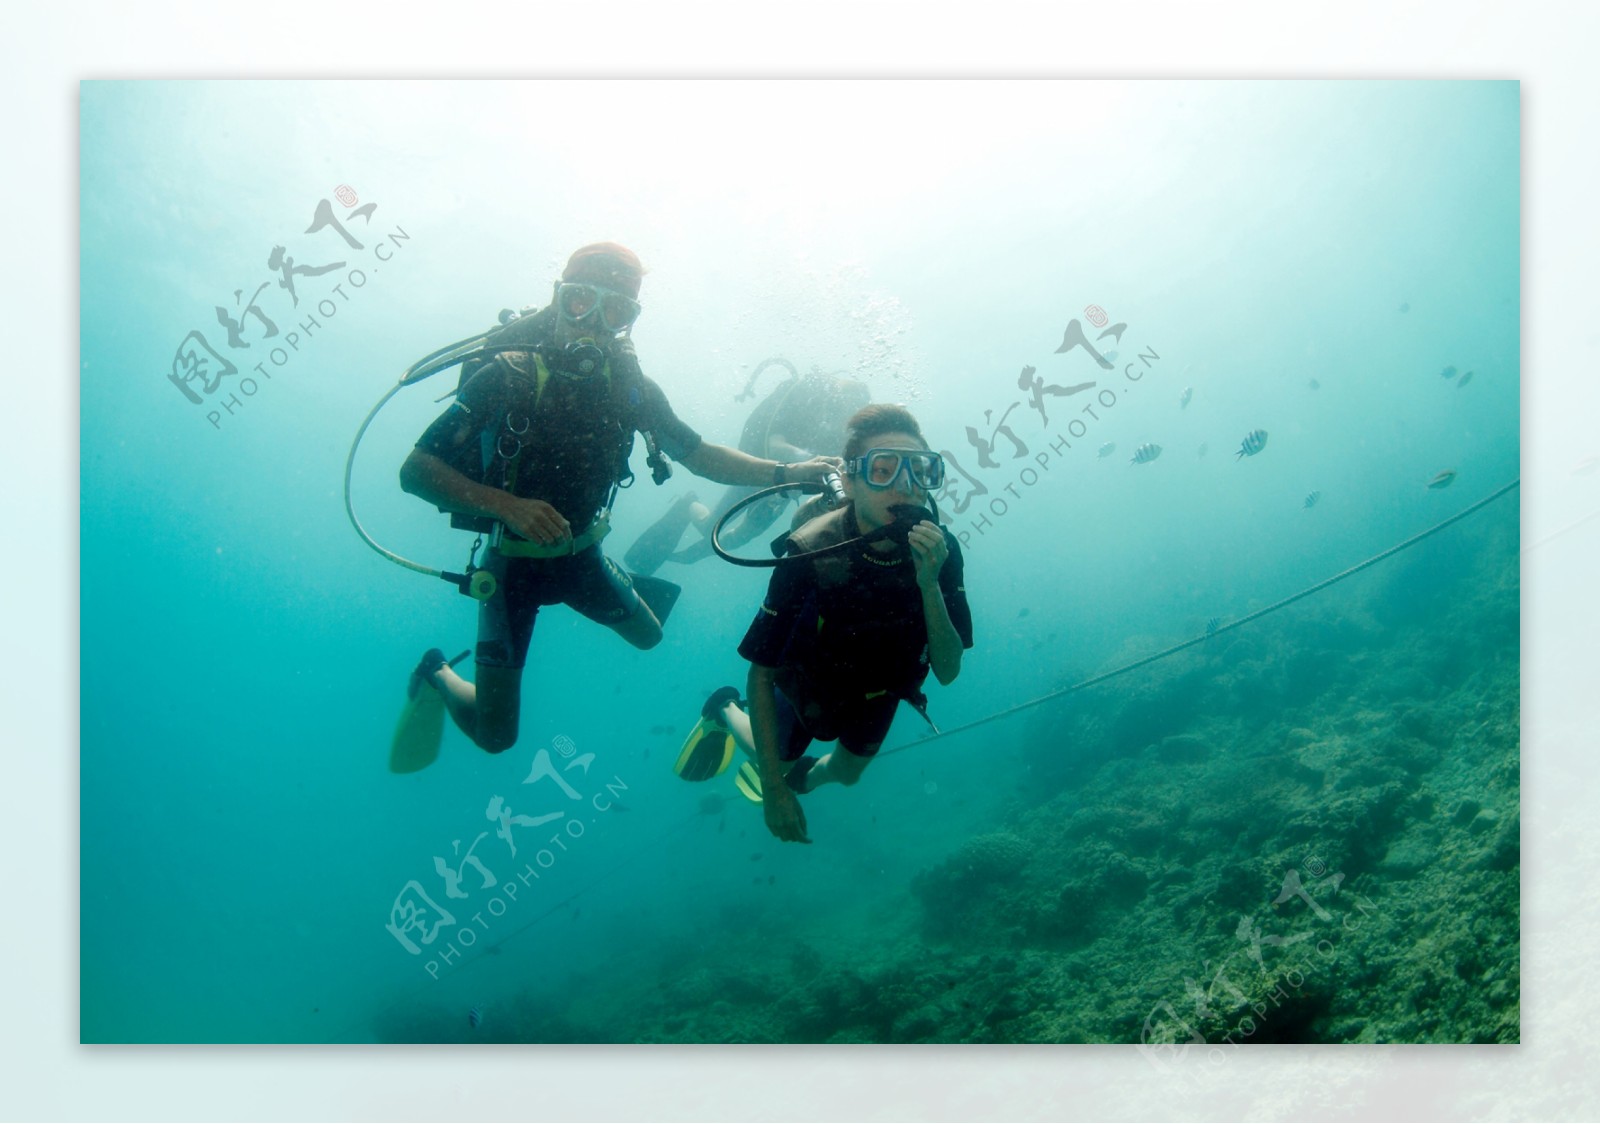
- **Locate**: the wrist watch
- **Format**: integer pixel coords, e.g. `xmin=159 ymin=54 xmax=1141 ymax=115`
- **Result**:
xmin=773 ymin=462 xmax=790 ymax=485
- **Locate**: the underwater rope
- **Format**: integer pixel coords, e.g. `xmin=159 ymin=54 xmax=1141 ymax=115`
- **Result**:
xmin=428 ymin=479 xmax=1520 ymax=969
xmin=879 ymin=476 xmax=1522 ymax=758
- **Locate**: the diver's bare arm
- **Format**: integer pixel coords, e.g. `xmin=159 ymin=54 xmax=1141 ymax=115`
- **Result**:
xmin=909 ymin=522 xmax=963 ymax=685
xmin=748 ymin=663 xmax=811 ymax=844
xmin=745 ymin=664 xmax=788 ymax=787
xmin=400 ymin=450 xmax=570 ymax=544
xmin=400 ymin=449 xmax=513 ymax=522
xmin=680 ymin=442 xmax=839 ymax=487
xmin=922 ymin=585 xmax=964 ymax=685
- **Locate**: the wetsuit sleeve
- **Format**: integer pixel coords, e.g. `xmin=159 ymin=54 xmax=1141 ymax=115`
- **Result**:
xmin=738 ymin=556 xmax=809 ymax=667
xmin=632 ymin=375 xmax=703 ymax=461
xmin=939 ymin=535 xmax=975 ymax=649
xmin=414 ymin=361 xmax=504 ymax=474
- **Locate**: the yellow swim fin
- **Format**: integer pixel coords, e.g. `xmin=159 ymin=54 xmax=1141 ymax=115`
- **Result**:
xmin=389 ymin=648 xmax=468 ymax=774
xmin=733 ymin=761 xmax=763 ymax=804
xmin=674 ymin=717 xmax=735 ymax=782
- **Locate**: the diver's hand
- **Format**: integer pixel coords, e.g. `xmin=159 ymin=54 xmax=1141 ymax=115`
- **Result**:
xmin=762 ymin=783 xmax=812 ymax=844
xmin=788 ymin=455 xmax=844 ymax=483
xmin=495 ymin=496 xmax=572 ymax=546
xmin=908 ymin=520 xmax=950 ymax=590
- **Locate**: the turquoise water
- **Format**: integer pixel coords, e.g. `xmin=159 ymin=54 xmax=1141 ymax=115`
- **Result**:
xmin=80 ymin=80 xmax=1518 ymax=1043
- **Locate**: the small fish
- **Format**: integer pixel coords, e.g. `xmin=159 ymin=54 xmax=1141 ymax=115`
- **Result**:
xmin=1398 ymin=302 xmax=1411 ymax=313
xmin=1197 ymin=443 xmax=1209 ymax=459
xmin=1205 ymin=617 xmax=1221 ymax=637
xmin=1427 ymin=470 xmax=1457 ymax=489
xmin=1102 ymin=350 xmax=1119 ymax=364
xmin=1179 ymin=387 xmax=1193 ymax=409
xmin=750 ymin=852 xmax=763 ymax=862
xmin=1441 ymin=365 xmax=1457 ymax=379
xmin=467 ymin=1006 xmax=484 ymax=1029
xmin=1129 ymin=443 xmax=1163 ymax=465
xmin=1308 ymin=378 xmax=1321 ymax=391
xmin=1236 ymin=429 xmax=1268 ymax=459
xmin=768 ymin=874 xmax=776 ymax=885
xmin=607 ymin=801 xmax=631 ymax=813
xmin=1097 ymin=442 xmax=1116 ymax=459
xmin=1457 ymin=370 xmax=1474 ymax=388
xmin=648 ymin=724 xmax=674 ymax=735
xmin=1303 ymin=491 xmax=1321 ymax=509
xmin=1016 ymin=607 xmax=1030 ymax=619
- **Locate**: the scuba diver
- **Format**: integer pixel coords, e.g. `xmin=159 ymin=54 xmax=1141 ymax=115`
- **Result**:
xmin=623 ymin=359 xmax=870 ymax=576
xmin=680 ymin=403 xmax=974 ymax=843
xmin=397 ymin=243 xmax=841 ymax=757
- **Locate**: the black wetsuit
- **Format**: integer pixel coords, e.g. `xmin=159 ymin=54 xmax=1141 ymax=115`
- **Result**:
xmin=415 ymin=313 xmax=701 ymax=668
xmin=737 ymin=505 xmax=974 ymax=758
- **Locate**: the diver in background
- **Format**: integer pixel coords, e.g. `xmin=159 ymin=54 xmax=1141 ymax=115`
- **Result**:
xmin=696 ymin=403 xmax=974 ymax=843
xmin=623 ymin=360 xmax=870 ymax=575
xmin=397 ymin=243 xmax=841 ymax=757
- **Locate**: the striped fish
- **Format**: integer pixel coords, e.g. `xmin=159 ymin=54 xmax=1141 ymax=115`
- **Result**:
xmin=1303 ymin=491 xmax=1321 ymax=509
xmin=1097 ymin=442 xmax=1116 ymax=459
xmin=1179 ymin=386 xmax=1193 ymax=409
xmin=1236 ymin=429 xmax=1268 ymax=460
xmin=1457 ymin=370 xmax=1474 ymax=388
xmin=1129 ymin=443 xmax=1163 ymax=465
xmin=1205 ymin=617 xmax=1221 ymax=637
xmin=467 ymin=1005 xmax=484 ymax=1029
xmin=1427 ymin=470 xmax=1457 ymax=489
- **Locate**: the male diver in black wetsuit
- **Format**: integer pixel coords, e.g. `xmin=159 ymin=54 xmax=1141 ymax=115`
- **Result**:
xmin=399 ymin=243 xmax=841 ymax=753
xmin=702 ymin=403 xmax=974 ymax=843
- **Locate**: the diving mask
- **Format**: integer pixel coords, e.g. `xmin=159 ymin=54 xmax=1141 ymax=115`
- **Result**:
xmin=556 ymin=282 xmax=641 ymax=334
xmin=845 ymin=448 xmax=945 ymax=492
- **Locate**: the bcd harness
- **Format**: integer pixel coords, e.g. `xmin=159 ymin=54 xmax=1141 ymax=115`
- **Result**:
xmin=445 ymin=332 xmax=675 ymax=584
xmin=778 ymin=505 xmax=940 ymax=734
xmin=342 ymin=306 xmax=674 ymax=603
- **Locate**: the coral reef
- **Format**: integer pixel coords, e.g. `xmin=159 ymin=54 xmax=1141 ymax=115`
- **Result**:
xmin=379 ymin=530 xmax=1519 ymax=1045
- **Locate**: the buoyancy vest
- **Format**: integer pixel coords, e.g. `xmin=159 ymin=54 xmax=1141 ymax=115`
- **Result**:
xmin=778 ymin=506 xmax=935 ymax=706
xmin=445 ymin=311 xmax=650 ymax=535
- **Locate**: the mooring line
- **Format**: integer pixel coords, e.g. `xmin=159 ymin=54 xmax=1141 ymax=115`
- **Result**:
xmin=880 ymin=478 xmax=1520 ymax=757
